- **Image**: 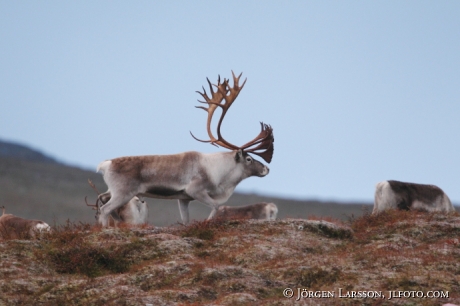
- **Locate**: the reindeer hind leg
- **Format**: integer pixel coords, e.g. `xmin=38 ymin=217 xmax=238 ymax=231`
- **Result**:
xmin=98 ymin=193 xmax=134 ymax=227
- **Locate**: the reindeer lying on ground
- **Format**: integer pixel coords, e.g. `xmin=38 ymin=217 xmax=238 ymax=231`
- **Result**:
xmin=0 ymin=206 xmax=51 ymax=239
xmin=96 ymin=72 xmax=274 ymax=226
xmin=373 ymin=180 xmax=455 ymax=214
xmin=214 ymin=202 xmax=278 ymax=221
xmin=85 ymin=179 xmax=148 ymax=226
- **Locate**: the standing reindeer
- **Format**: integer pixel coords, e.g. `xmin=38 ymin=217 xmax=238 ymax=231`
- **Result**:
xmin=85 ymin=179 xmax=148 ymax=226
xmin=96 ymin=71 xmax=274 ymax=226
xmin=373 ymin=180 xmax=455 ymax=214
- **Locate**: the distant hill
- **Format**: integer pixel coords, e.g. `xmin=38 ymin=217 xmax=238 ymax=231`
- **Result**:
xmin=0 ymin=139 xmax=58 ymax=163
xmin=0 ymin=139 xmax=376 ymax=226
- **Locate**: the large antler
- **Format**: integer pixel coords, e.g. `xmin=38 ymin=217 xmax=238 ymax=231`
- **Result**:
xmin=191 ymin=71 xmax=246 ymax=150
xmin=191 ymin=71 xmax=274 ymax=163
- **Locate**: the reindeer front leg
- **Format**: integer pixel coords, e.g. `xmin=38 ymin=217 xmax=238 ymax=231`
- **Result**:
xmin=98 ymin=192 xmax=134 ymax=227
xmin=185 ymin=183 xmax=227 ymax=222
xmin=178 ymin=200 xmax=190 ymax=224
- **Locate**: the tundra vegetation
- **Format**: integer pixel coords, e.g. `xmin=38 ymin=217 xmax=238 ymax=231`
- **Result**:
xmin=0 ymin=209 xmax=459 ymax=305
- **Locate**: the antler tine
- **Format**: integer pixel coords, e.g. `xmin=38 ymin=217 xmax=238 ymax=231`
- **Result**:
xmin=88 ymin=179 xmax=100 ymax=195
xmin=216 ymin=71 xmax=247 ymax=108
xmin=240 ymin=122 xmax=272 ymax=149
xmin=211 ymin=72 xmax=247 ymax=149
xmin=86 ymin=179 xmax=102 ymax=212
xmin=196 ymin=77 xmax=217 ymax=104
xmin=190 ymin=77 xmax=225 ymax=146
xmin=191 ymin=78 xmax=222 ymax=145
xmin=191 ymin=73 xmax=241 ymax=150
xmin=242 ymin=123 xmax=274 ymax=163
xmin=84 ymin=196 xmax=98 ymax=210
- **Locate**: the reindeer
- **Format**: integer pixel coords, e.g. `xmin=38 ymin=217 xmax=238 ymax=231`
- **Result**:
xmin=214 ymin=202 xmax=278 ymax=221
xmin=373 ymin=180 xmax=455 ymax=214
xmin=96 ymin=71 xmax=274 ymax=226
xmin=85 ymin=179 xmax=148 ymax=226
xmin=0 ymin=206 xmax=51 ymax=239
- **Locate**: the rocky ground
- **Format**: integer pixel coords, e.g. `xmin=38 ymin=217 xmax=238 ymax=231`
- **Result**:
xmin=1 ymin=210 xmax=459 ymax=306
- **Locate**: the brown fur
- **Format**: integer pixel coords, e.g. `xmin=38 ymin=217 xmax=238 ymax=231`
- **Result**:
xmin=110 ymin=152 xmax=201 ymax=183
xmin=373 ymin=180 xmax=454 ymax=214
xmin=215 ymin=202 xmax=278 ymax=221
xmin=388 ymin=180 xmax=444 ymax=210
xmin=0 ymin=214 xmax=50 ymax=239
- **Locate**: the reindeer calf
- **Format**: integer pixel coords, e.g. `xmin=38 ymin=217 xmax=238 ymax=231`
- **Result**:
xmin=105 ymin=196 xmax=148 ymax=226
xmin=86 ymin=179 xmax=148 ymax=226
xmin=373 ymin=180 xmax=455 ymax=214
xmin=0 ymin=206 xmax=50 ymax=239
xmin=214 ymin=202 xmax=278 ymax=221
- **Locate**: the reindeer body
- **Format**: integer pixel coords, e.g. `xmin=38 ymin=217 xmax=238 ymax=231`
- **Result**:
xmin=215 ymin=202 xmax=278 ymax=221
xmin=0 ymin=208 xmax=50 ymax=239
xmin=97 ymin=150 xmax=269 ymax=226
xmin=373 ymin=180 xmax=454 ymax=214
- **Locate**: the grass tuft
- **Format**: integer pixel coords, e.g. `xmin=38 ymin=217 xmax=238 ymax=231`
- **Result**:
xmin=179 ymin=219 xmax=227 ymax=241
xmin=296 ymin=266 xmax=342 ymax=288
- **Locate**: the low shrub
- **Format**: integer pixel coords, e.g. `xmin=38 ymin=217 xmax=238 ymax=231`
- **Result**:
xmin=34 ymin=221 xmax=151 ymax=277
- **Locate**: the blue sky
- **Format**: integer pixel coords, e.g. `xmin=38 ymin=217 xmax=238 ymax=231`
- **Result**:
xmin=1 ymin=1 xmax=459 ymax=203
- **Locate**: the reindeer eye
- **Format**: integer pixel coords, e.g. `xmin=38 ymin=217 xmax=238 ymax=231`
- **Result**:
xmin=246 ymin=156 xmax=252 ymax=162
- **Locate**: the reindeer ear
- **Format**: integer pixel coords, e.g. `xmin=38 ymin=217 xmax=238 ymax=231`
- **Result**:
xmin=234 ymin=149 xmax=243 ymax=162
